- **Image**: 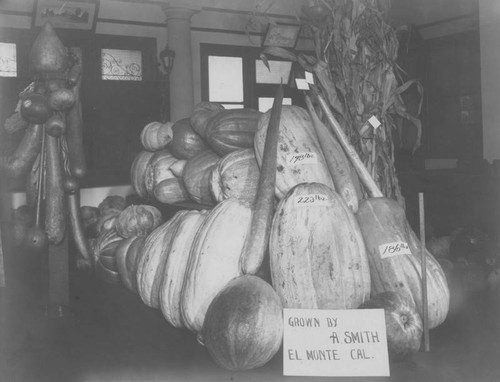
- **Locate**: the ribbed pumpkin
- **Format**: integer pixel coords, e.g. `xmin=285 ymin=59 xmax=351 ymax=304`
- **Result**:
xmin=144 ymin=148 xmax=179 ymax=197
xmin=168 ymin=118 xmax=208 ymax=159
xmin=115 ymin=205 xmax=163 ymax=238
xmin=182 ymin=149 xmax=220 ymax=206
xmin=209 ymin=148 xmax=260 ymax=204
xmin=356 ymin=197 xmax=450 ymax=328
xmin=201 ymin=275 xmax=283 ymax=371
xmin=254 ymin=105 xmax=335 ymax=199
xmin=190 ymin=101 xmax=225 ymax=138
xmin=205 ymin=109 xmax=262 ymax=156
xmin=115 ymin=236 xmax=141 ymax=292
xmin=270 ymin=182 xmax=371 ymax=309
xmin=159 ymin=209 xmax=208 ymax=328
xmin=180 ymin=199 xmax=252 ymax=333
xmin=131 ymin=150 xmax=155 ymax=199
xmin=92 ymin=228 xmax=122 ymax=266
xmin=153 ymin=178 xmax=191 ymax=205
xmin=140 ymin=121 xmax=173 ymax=151
xmin=136 ymin=211 xmax=188 ymax=308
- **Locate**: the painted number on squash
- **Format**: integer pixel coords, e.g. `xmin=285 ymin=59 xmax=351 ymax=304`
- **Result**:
xmin=378 ymin=241 xmax=411 ymax=258
xmin=287 ymin=152 xmax=318 ymax=166
xmin=295 ymin=194 xmax=329 ymax=207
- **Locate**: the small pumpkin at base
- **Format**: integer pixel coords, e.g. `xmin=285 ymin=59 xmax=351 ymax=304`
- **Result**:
xmin=359 ymin=291 xmax=423 ymax=363
xmin=201 ymin=275 xmax=283 ymax=371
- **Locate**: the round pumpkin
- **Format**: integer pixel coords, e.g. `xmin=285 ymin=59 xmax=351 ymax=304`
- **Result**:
xmin=201 ymin=275 xmax=283 ymax=371
xmin=168 ymin=118 xmax=208 ymax=159
xmin=190 ymin=101 xmax=225 ymax=138
xmin=140 ymin=121 xmax=173 ymax=152
xmin=131 ymin=150 xmax=155 ymax=199
xmin=182 ymin=149 xmax=220 ymax=206
xmin=115 ymin=204 xmax=163 ymax=238
xmin=205 ymin=109 xmax=262 ymax=156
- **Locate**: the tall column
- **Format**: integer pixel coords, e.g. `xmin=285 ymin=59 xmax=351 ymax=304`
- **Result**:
xmin=479 ymin=0 xmax=500 ymax=162
xmin=162 ymin=2 xmax=200 ymax=122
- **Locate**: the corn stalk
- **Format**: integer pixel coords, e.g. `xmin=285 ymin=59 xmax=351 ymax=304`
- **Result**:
xmin=261 ymin=0 xmax=423 ymax=205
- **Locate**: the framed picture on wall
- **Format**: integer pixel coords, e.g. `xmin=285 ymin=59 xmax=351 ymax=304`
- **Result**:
xmin=33 ymin=0 xmax=99 ymax=31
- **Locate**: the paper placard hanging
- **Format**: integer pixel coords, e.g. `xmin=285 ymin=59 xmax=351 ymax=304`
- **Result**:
xmin=283 ymin=308 xmax=390 ymax=377
xmin=305 ymin=71 xmax=315 ymax=84
xmin=295 ymin=78 xmax=310 ymax=90
xmin=368 ymin=115 xmax=381 ymax=129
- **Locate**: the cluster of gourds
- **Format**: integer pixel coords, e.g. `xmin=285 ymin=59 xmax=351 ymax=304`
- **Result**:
xmin=1 ymin=23 xmax=89 ymax=265
xmin=91 ymin=85 xmax=450 ymax=370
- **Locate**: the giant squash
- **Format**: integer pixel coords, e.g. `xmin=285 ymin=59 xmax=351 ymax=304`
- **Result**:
xmin=182 ymin=149 xmax=220 ymax=206
xmin=180 ymin=199 xmax=252 ymax=333
xmin=209 ymin=148 xmax=259 ymax=204
xmin=254 ymin=105 xmax=334 ymax=199
xmin=168 ymin=118 xmax=208 ymax=159
xmin=205 ymin=109 xmax=262 ymax=156
xmin=269 ymin=182 xmax=370 ymax=309
xmin=159 ymin=209 xmax=208 ymax=328
xmin=356 ymin=198 xmax=450 ymax=328
xmin=190 ymin=101 xmax=224 ymax=138
xmin=136 ymin=211 xmax=187 ymax=308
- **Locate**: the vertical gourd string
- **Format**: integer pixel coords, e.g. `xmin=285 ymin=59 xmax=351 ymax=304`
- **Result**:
xmin=419 ymin=192 xmax=430 ymax=352
xmin=35 ymin=126 xmax=46 ymax=228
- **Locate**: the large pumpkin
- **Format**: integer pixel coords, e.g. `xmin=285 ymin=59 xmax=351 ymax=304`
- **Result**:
xmin=209 ymin=148 xmax=260 ymax=204
xmin=201 ymin=275 xmax=283 ymax=371
xmin=190 ymin=101 xmax=224 ymax=138
xmin=159 ymin=209 xmax=208 ymax=328
xmin=182 ymin=149 xmax=220 ymax=206
xmin=140 ymin=121 xmax=173 ymax=152
xmin=254 ymin=105 xmax=335 ymax=199
xmin=153 ymin=177 xmax=190 ymax=205
xmin=356 ymin=197 xmax=450 ymax=328
xmin=205 ymin=109 xmax=262 ymax=156
xmin=168 ymin=118 xmax=208 ymax=159
xmin=136 ymin=211 xmax=188 ymax=308
xmin=270 ymin=182 xmax=371 ymax=309
xmin=180 ymin=199 xmax=252 ymax=333
xmin=131 ymin=150 xmax=155 ymax=199
xmin=115 ymin=204 xmax=163 ymax=238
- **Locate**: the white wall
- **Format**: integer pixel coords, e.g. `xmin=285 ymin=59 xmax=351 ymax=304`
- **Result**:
xmin=479 ymin=0 xmax=500 ymax=162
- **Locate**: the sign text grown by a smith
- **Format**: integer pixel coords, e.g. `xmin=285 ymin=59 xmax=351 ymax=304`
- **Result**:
xmin=283 ymin=308 xmax=390 ymax=377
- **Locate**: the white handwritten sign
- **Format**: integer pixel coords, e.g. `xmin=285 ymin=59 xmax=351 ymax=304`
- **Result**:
xmin=378 ymin=241 xmax=411 ymax=259
xmin=287 ymin=152 xmax=318 ymax=166
xmin=283 ymin=308 xmax=389 ymax=377
xmin=295 ymin=194 xmax=329 ymax=207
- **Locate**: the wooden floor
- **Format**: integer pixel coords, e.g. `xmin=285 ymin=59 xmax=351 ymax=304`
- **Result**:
xmin=1 ymin=247 xmax=500 ymax=382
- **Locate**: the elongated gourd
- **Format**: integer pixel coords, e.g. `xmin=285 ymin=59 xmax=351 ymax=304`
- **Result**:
xmin=136 ymin=211 xmax=188 ymax=308
xmin=180 ymin=199 xmax=252 ymax=333
xmin=270 ymin=182 xmax=371 ymax=309
xmin=254 ymin=105 xmax=334 ymax=199
xmin=356 ymin=197 xmax=450 ymax=328
xmin=305 ymin=96 xmax=361 ymax=212
xmin=159 ymin=210 xmax=208 ymax=328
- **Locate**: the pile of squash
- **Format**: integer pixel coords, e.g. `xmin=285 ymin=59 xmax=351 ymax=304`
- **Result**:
xmin=93 ymin=98 xmax=450 ymax=371
xmin=130 ymin=103 xmax=263 ymax=208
